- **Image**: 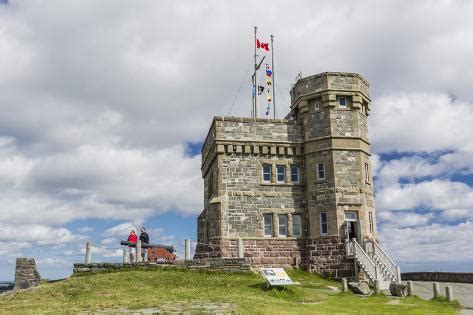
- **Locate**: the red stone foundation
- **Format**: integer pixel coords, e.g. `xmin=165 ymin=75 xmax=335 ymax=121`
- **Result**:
xmin=305 ymin=236 xmax=355 ymax=279
xmin=194 ymin=236 xmax=354 ymax=279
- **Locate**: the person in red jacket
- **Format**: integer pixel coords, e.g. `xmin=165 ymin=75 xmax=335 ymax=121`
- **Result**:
xmin=127 ymin=230 xmax=138 ymax=262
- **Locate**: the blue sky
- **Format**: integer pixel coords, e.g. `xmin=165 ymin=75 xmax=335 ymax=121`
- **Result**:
xmin=1 ymin=0 xmax=473 ymax=280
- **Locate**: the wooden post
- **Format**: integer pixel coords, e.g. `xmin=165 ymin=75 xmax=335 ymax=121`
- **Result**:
xmin=341 ymin=278 xmax=348 ymax=293
xmin=185 ymin=239 xmax=191 ymax=261
xmin=85 ymin=242 xmax=92 ymax=264
xmin=446 ymin=286 xmax=453 ymax=302
xmin=237 ymin=238 xmax=244 ymax=258
xmin=396 ymin=266 xmax=401 ymax=284
xmin=374 ymin=279 xmax=380 ymax=294
xmin=433 ymin=282 xmax=440 ymax=298
xmin=136 ymin=240 xmax=142 ymax=263
xmin=407 ymin=280 xmax=414 ymax=296
xmin=123 ymin=247 xmax=129 ymax=264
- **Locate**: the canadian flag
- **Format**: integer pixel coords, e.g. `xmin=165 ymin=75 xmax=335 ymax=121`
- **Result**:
xmin=256 ymin=39 xmax=270 ymax=52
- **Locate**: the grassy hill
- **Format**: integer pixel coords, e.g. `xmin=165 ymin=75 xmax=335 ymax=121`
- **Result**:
xmin=0 ymin=267 xmax=459 ymax=314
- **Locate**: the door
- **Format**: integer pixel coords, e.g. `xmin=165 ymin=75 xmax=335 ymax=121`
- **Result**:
xmin=354 ymin=220 xmax=363 ymax=245
xmin=344 ymin=211 xmax=361 ymax=244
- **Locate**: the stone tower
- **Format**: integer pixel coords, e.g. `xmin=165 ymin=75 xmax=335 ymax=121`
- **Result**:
xmin=195 ymin=72 xmax=396 ymax=281
xmin=290 ymin=72 xmax=376 ymax=244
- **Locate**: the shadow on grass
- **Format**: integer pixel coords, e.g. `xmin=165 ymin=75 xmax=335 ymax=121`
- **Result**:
xmin=248 ymin=282 xmax=301 ymax=299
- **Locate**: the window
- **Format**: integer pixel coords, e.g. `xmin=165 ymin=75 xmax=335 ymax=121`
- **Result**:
xmin=276 ymin=165 xmax=285 ymax=183
xmin=338 ymin=96 xmax=347 ymax=108
xmin=317 ymin=162 xmax=325 ymax=180
xmin=320 ymin=212 xmax=328 ymax=235
xmin=369 ymin=212 xmax=373 ymax=233
xmin=344 ymin=211 xmax=358 ymax=221
xmin=262 ymin=164 xmax=272 ymax=183
xmin=314 ymin=101 xmax=320 ymax=111
xmin=290 ymin=165 xmax=299 ymax=183
xmin=293 ymin=214 xmax=302 ymax=237
xmin=278 ymin=214 xmax=287 ymax=237
xmin=264 ymin=214 xmax=273 ymax=237
xmin=364 ymin=163 xmax=369 ymax=182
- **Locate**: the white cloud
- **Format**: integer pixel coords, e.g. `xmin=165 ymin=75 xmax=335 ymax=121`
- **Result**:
xmin=87 ymin=246 xmax=122 ymax=258
xmin=378 ymin=211 xmax=432 ymax=228
xmin=78 ymin=226 xmax=94 ymax=233
xmin=101 ymin=237 xmax=117 ymax=245
xmin=102 ymin=222 xmax=136 ymax=238
xmin=370 ymin=93 xmax=473 ymax=154
xmin=380 ymin=221 xmax=473 ymax=263
xmin=0 ymin=224 xmax=81 ymax=246
xmin=0 ymin=241 xmax=30 ymax=257
xmin=0 ymin=143 xmax=202 ymax=226
xmin=440 ymin=209 xmax=473 ymax=221
xmin=376 ymin=179 xmax=473 ymax=212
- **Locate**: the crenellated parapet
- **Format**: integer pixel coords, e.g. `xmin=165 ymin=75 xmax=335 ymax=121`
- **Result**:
xmin=201 ymin=117 xmax=304 ymax=177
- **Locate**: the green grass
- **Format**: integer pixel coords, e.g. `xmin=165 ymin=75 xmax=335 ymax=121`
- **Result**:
xmin=0 ymin=268 xmax=460 ymax=314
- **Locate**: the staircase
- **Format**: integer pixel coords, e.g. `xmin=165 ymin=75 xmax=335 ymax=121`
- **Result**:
xmin=345 ymin=239 xmax=400 ymax=290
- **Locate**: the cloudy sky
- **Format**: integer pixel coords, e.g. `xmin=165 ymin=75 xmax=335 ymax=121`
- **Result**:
xmin=1 ymin=0 xmax=472 ymax=280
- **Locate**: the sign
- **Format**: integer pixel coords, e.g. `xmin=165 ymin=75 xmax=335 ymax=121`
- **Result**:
xmin=260 ymin=268 xmax=294 ymax=286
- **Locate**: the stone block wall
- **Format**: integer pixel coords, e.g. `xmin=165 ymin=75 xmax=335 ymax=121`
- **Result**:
xmin=194 ymin=237 xmax=354 ymax=279
xmin=73 ymin=258 xmax=252 ymax=275
xmin=14 ymin=258 xmax=41 ymax=290
xmin=305 ymin=237 xmax=354 ymax=279
xmin=401 ymin=272 xmax=473 ymax=284
xmin=196 ymin=238 xmax=306 ymax=266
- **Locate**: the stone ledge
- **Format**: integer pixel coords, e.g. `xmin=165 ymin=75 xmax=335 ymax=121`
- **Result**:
xmin=401 ymin=272 xmax=473 ymax=284
xmin=73 ymin=258 xmax=252 ymax=275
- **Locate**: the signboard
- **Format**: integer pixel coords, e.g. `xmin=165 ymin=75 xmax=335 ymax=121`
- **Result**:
xmin=260 ymin=268 xmax=294 ymax=286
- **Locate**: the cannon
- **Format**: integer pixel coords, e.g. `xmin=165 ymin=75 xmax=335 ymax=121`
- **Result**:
xmin=120 ymin=241 xmax=176 ymax=261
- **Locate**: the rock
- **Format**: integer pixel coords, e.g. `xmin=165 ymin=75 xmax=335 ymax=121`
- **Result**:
xmin=389 ymin=283 xmax=407 ymax=297
xmin=348 ymin=282 xmax=371 ymax=295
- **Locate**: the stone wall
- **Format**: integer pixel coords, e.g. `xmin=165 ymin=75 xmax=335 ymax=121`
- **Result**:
xmin=306 ymin=236 xmax=354 ymax=279
xmin=73 ymin=258 xmax=252 ymax=275
xmin=195 ymin=238 xmax=305 ymax=267
xmin=401 ymin=272 xmax=473 ymax=284
xmin=214 ymin=117 xmax=303 ymax=143
xmin=14 ymin=258 xmax=41 ymax=290
xmin=194 ymin=237 xmax=354 ymax=279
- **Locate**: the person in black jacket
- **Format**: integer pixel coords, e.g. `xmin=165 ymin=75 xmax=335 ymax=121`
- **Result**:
xmin=139 ymin=227 xmax=149 ymax=261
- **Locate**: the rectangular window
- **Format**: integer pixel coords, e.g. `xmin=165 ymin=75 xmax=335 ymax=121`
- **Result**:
xmin=369 ymin=212 xmax=373 ymax=233
xmin=344 ymin=211 xmax=358 ymax=221
xmin=317 ymin=162 xmax=325 ymax=180
xmin=365 ymin=163 xmax=369 ymax=182
xmin=276 ymin=165 xmax=285 ymax=183
xmin=338 ymin=96 xmax=347 ymax=109
xmin=292 ymin=214 xmax=302 ymax=237
xmin=314 ymin=101 xmax=320 ymax=111
xmin=262 ymin=164 xmax=271 ymax=183
xmin=320 ymin=212 xmax=328 ymax=235
xmin=264 ymin=214 xmax=273 ymax=237
xmin=290 ymin=165 xmax=299 ymax=183
xmin=278 ymin=214 xmax=287 ymax=237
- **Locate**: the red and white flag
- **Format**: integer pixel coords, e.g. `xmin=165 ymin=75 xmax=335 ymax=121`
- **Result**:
xmin=256 ymin=39 xmax=270 ymax=52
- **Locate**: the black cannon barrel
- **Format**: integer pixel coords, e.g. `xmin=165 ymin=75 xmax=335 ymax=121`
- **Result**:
xmin=120 ymin=241 xmax=174 ymax=253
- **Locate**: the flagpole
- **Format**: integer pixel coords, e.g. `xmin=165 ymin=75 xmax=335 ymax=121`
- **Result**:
xmin=271 ymin=34 xmax=276 ymax=119
xmin=254 ymin=26 xmax=258 ymax=119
